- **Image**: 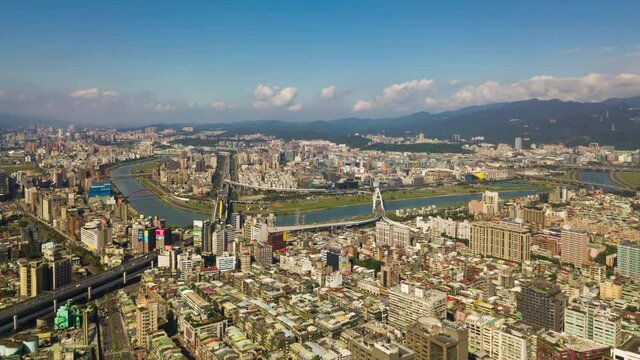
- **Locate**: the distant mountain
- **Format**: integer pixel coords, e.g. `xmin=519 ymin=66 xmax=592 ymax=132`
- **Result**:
xmin=2 ymin=97 xmax=640 ymax=149
xmin=199 ymin=97 xmax=640 ymax=149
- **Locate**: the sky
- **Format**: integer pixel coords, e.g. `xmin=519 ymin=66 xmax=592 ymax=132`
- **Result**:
xmin=2 ymin=1 xmax=640 ymax=125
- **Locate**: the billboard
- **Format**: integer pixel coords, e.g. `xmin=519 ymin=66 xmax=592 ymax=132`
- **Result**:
xmin=144 ymin=230 xmax=149 ymax=243
xmin=137 ymin=229 xmax=144 ymax=243
xmin=156 ymin=229 xmax=165 ymax=243
xmin=193 ymin=220 xmax=203 ymax=248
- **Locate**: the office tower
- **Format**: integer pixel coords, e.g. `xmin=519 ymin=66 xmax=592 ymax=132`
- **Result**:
xmin=50 ymin=257 xmax=72 ymax=290
xmin=469 ymin=221 xmax=531 ymax=263
xmin=388 ymin=283 xmax=447 ymax=331
xmin=252 ymin=242 xmax=272 ymax=267
xmin=230 ymin=212 xmax=245 ymax=230
xmin=376 ymin=221 xmax=414 ymax=249
xmin=380 ymin=260 xmax=400 ymax=289
xmin=482 ymin=191 xmax=500 ymax=216
xmin=240 ymin=250 xmax=252 ymax=273
xmin=201 ymin=220 xmax=213 ymax=254
xmin=518 ymin=279 xmax=567 ymax=332
xmin=560 ymin=228 xmax=590 ymax=266
xmin=616 ymin=240 xmax=640 ymax=281
xmin=80 ymin=220 xmax=111 ymax=253
xmin=136 ymin=292 xmax=159 ymax=347
xmin=564 ymin=302 xmax=622 ymax=347
xmin=0 ymin=170 xmax=9 ymax=199
xmin=18 ymin=259 xmax=48 ymax=297
xmin=514 ymin=137 xmax=522 ymax=151
xmin=522 ymin=206 xmax=545 ymax=229
xmin=212 ymin=227 xmax=227 ymax=255
xmin=405 ymin=317 xmax=468 ymax=360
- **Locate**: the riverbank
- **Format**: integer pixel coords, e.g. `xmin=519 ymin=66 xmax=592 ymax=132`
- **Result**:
xmin=611 ymin=171 xmax=640 ymax=190
xmin=235 ymin=182 xmax=548 ymax=215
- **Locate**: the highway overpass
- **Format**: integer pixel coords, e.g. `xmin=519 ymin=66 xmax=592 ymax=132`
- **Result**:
xmin=0 ymin=252 xmax=158 ymax=334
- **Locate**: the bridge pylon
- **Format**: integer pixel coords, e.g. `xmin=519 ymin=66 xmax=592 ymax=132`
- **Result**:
xmin=372 ymin=187 xmax=385 ymax=216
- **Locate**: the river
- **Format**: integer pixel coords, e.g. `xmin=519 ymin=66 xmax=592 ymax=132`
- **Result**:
xmin=577 ymin=171 xmax=616 ymax=188
xmin=110 ymin=161 xmax=545 ymax=227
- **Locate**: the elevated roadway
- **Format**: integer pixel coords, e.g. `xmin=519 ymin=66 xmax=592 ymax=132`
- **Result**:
xmin=0 ymin=252 xmax=157 ymax=334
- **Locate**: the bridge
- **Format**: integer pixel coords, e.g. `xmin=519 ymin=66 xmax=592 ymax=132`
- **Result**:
xmin=551 ymin=164 xmax=640 ymax=173
xmin=0 ymin=252 xmax=158 ymax=334
xmin=266 ymin=187 xmax=420 ymax=233
xmin=522 ymin=174 xmax=634 ymax=191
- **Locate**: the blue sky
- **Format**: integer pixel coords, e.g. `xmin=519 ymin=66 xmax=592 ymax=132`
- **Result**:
xmin=1 ymin=1 xmax=640 ymax=124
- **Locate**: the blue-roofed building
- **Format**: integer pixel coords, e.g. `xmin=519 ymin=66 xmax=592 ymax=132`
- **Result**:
xmin=87 ymin=181 xmax=112 ymax=198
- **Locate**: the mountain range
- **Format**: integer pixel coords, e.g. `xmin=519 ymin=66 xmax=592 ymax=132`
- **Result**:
xmin=2 ymin=97 xmax=640 ymax=149
xmin=199 ymin=97 xmax=640 ymax=149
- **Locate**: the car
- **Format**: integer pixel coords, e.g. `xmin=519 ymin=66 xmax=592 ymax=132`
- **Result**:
xmin=75 ymin=284 xmax=80 ymax=288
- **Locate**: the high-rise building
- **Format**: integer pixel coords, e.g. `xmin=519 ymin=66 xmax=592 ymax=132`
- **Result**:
xmin=482 ymin=191 xmax=500 ymax=216
xmin=560 ymin=228 xmax=590 ymax=266
xmin=388 ymin=283 xmax=447 ymax=331
xmin=18 ymin=259 xmax=47 ymax=297
xmin=252 ymin=242 xmax=272 ymax=267
xmin=469 ymin=221 xmax=531 ymax=263
xmin=405 ymin=317 xmax=468 ymax=360
xmin=376 ymin=221 xmax=414 ymax=249
xmin=380 ymin=259 xmax=399 ymax=288
xmin=136 ymin=292 xmax=159 ymax=347
xmin=518 ymin=279 xmax=567 ymax=332
xmin=80 ymin=220 xmax=111 ymax=253
xmin=522 ymin=206 xmax=545 ymax=229
xmin=564 ymin=301 xmax=622 ymax=347
xmin=201 ymin=220 xmax=214 ymax=254
xmin=50 ymin=257 xmax=72 ymax=290
xmin=617 ymin=240 xmax=640 ymax=281
xmin=514 ymin=137 xmax=523 ymax=151
xmin=240 ymin=249 xmax=252 ymax=273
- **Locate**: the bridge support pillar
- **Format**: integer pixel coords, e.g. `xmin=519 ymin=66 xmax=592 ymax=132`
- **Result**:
xmin=151 ymin=260 xmax=154 ymax=270
xmin=53 ymin=299 xmax=57 ymax=312
xmin=87 ymin=286 xmax=92 ymax=300
xmin=13 ymin=315 xmax=17 ymax=331
xmin=123 ymin=271 xmax=127 ymax=284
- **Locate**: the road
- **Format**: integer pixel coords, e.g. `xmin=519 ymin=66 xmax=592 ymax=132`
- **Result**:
xmin=99 ymin=294 xmax=134 ymax=360
xmin=0 ymin=252 xmax=157 ymax=333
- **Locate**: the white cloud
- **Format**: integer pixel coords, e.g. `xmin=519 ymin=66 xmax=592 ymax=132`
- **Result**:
xmin=352 ymin=100 xmax=375 ymax=112
xmin=69 ymin=87 xmax=119 ymax=100
xmin=563 ymin=48 xmax=582 ymax=54
xmin=424 ymin=73 xmax=640 ymax=110
xmin=253 ymin=84 xmax=299 ymax=109
xmin=287 ymin=103 xmax=302 ymax=112
xmin=380 ymin=79 xmax=435 ymax=104
xmin=321 ymin=85 xmax=337 ymax=98
xmin=211 ymin=101 xmax=234 ymax=110
xmin=144 ymin=102 xmax=176 ymax=112
xmin=353 ymin=78 xmax=435 ymax=112
xmin=450 ymin=79 xmax=463 ymax=86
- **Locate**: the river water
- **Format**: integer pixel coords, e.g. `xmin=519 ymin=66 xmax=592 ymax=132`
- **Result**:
xmin=110 ymin=161 xmax=545 ymax=227
xmin=577 ymin=171 xmax=615 ymax=188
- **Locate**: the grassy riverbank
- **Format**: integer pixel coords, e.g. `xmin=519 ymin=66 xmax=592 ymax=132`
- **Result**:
xmin=612 ymin=171 xmax=640 ymax=190
xmin=235 ymin=182 xmax=547 ymax=215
